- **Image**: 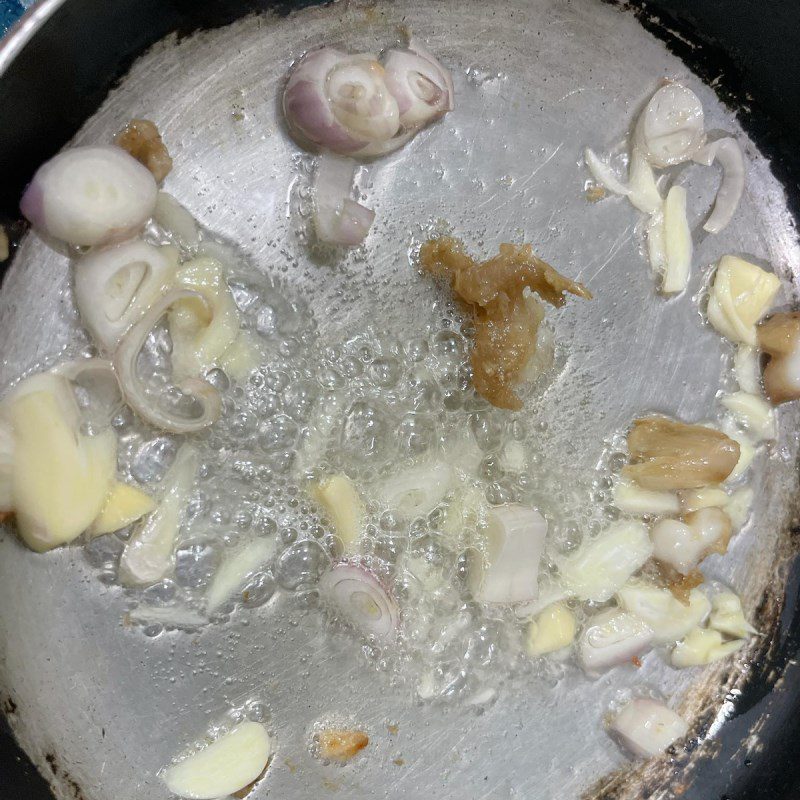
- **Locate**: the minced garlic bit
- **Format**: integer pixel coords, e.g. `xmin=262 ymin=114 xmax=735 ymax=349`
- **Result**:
xmin=315 ymin=729 xmax=369 ymax=762
xmin=671 ymin=627 xmax=745 ymax=668
xmin=420 ymin=237 xmax=591 ymax=410
xmin=709 ymin=591 xmax=757 ymax=639
xmin=527 ymin=602 xmax=577 ymax=656
xmin=308 ymin=473 xmax=364 ymax=550
xmin=115 ymin=118 xmax=173 ymax=183
xmin=624 ymin=416 xmax=740 ymax=490
xmin=707 ymin=255 xmax=780 ymax=345
xmin=758 ymin=311 xmax=800 ymax=405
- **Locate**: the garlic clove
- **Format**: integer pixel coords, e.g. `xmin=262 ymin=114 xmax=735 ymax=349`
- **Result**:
xmin=308 ymin=474 xmax=364 ymax=550
xmin=617 ymin=580 xmax=710 ymax=644
xmin=162 ymin=722 xmax=271 ymax=800
xmin=560 ymin=521 xmax=653 ymax=602
xmin=205 ymin=538 xmax=276 ymax=613
xmin=671 ymin=627 xmax=745 ymax=667
xmin=707 ymin=255 xmax=781 ymax=345
xmin=708 ymin=591 xmax=757 ymax=639
xmin=613 ymin=478 xmax=680 ymax=516
xmin=579 ymin=608 xmax=654 ymax=673
xmin=527 ymin=601 xmax=577 ymax=656
xmin=89 ymin=481 xmax=156 ymax=537
xmin=661 ymin=185 xmax=692 ymax=294
xmin=610 ymin=698 xmax=688 ymax=758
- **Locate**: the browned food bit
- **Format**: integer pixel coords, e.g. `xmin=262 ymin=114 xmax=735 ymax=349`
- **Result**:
xmin=660 ymin=566 xmax=705 ymax=605
xmin=623 ymin=417 xmax=740 ymax=490
xmin=757 ymin=311 xmax=800 ymax=405
xmin=316 ymin=729 xmax=369 ymax=762
xmin=115 ymin=119 xmax=173 ymax=183
xmin=420 ymin=237 xmax=591 ymax=410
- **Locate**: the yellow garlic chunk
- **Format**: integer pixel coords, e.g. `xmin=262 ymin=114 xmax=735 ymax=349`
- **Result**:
xmin=679 ymin=487 xmax=728 ymax=513
xmin=309 ymin=474 xmax=364 ymax=550
xmin=219 ymin=331 xmax=260 ymax=381
xmin=90 ymin=482 xmax=156 ymax=537
xmin=708 ymin=255 xmax=780 ymax=345
xmin=671 ymin=627 xmax=745 ymax=667
xmin=6 ymin=376 xmax=116 ymax=552
xmin=709 ymin=591 xmax=757 ymax=639
xmin=527 ymin=602 xmax=577 ymax=656
xmin=613 ymin=478 xmax=680 ymax=516
xmin=725 ymin=486 xmax=754 ymax=530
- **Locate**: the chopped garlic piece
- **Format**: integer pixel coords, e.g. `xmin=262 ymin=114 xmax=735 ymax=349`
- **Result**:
xmin=220 ymin=332 xmax=260 ymax=381
xmin=206 ymin=538 xmax=276 ymax=613
xmin=4 ymin=374 xmax=117 ymax=552
xmin=617 ymin=581 xmax=710 ymax=644
xmin=709 ymin=591 xmax=757 ymax=639
xmin=309 ymin=474 xmax=363 ymax=550
xmin=90 ymin=482 xmax=155 ymax=536
xmin=720 ymin=420 xmax=756 ymax=480
xmin=561 ymin=521 xmax=653 ymax=602
xmin=613 ymin=478 xmax=680 ymax=516
xmin=661 ymin=185 xmax=692 ymax=294
xmin=154 ymin=191 xmax=199 ymax=250
xmin=646 ymin=211 xmax=667 ymax=277
xmin=721 ymin=391 xmax=776 ymax=442
xmin=679 ymin=487 xmax=728 ymax=513
xmin=707 ymin=255 xmax=781 ymax=345
xmin=651 ymin=507 xmax=731 ymax=575
xmin=725 ymin=486 xmax=754 ymax=531
xmin=527 ymin=602 xmax=577 ymax=656
xmin=671 ymin=627 xmax=745 ymax=667
xmin=733 ymin=345 xmax=761 ymax=394
xmin=316 ymin=729 xmax=369 ymax=762
xmin=162 ymin=722 xmax=271 ymax=800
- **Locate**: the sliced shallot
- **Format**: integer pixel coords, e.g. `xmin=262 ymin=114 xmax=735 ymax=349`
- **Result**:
xmin=74 ymin=239 xmax=178 ymax=351
xmin=469 ymin=504 xmax=547 ymax=605
xmin=382 ymin=46 xmax=452 ymax=130
xmin=319 ymin=560 xmax=399 ymax=642
xmin=692 ymin=137 xmax=744 ymax=233
xmin=21 ymin=145 xmax=158 ymax=247
xmin=113 ymin=289 xmax=222 ymax=433
xmin=313 ymin=154 xmax=374 ymax=246
xmin=377 ymin=460 xmax=454 ymax=518
xmin=610 ymin=698 xmax=688 ymax=758
xmin=579 ymin=608 xmax=654 ymax=673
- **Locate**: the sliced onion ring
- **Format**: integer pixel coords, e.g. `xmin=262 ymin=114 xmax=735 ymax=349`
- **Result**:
xmin=314 ymin=154 xmax=374 ymax=246
xmin=408 ymin=35 xmax=454 ymax=112
xmin=382 ymin=48 xmax=451 ymax=130
xmin=692 ymin=137 xmax=744 ymax=234
xmin=113 ymin=289 xmax=222 ymax=433
xmin=319 ymin=560 xmax=399 ymax=642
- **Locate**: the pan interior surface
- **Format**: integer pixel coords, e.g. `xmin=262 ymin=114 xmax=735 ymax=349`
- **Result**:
xmin=0 ymin=1 xmax=798 ymax=799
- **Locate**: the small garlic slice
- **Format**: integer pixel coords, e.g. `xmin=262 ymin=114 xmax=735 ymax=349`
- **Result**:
xmin=613 ymin=478 xmax=680 ymax=516
xmin=527 ymin=602 xmax=577 ymax=656
xmin=709 ymin=591 xmax=757 ymax=639
xmin=671 ymin=627 xmax=745 ymax=667
xmin=707 ymin=255 xmax=781 ymax=345
xmin=309 ymin=474 xmax=364 ymax=550
xmin=610 ymin=698 xmax=688 ymax=758
xmin=720 ymin=420 xmax=756 ymax=481
xmin=733 ymin=345 xmax=761 ymax=394
xmin=205 ymin=538 xmax=276 ymax=613
xmin=560 ymin=521 xmax=653 ymax=602
xmin=661 ymin=185 xmax=692 ymax=294
xmin=678 ymin=487 xmax=728 ymax=514
xmin=617 ymin=580 xmax=710 ymax=644
xmin=720 ymin=391 xmax=777 ymax=442
xmin=89 ymin=481 xmax=155 ymax=537
xmin=725 ymin=486 xmax=754 ymax=531
xmin=162 ymin=722 xmax=271 ymax=800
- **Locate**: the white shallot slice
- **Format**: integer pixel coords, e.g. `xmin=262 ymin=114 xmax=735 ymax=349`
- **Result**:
xmin=692 ymin=137 xmax=744 ymax=233
xmin=162 ymin=721 xmax=272 ymax=800
xmin=283 ymin=48 xmax=400 ymax=155
xmin=651 ymin=507 xmax=732 ymax=576
xmin=617 ymin=580 xmax=711 ymax=644
xmin=377 ymin=460 xmax=454 ymax=518
xmin=74 ymin=239 xmax=178 ymax=352
xmin=319 ymin=561 xmax=400 ymax=642
xmin=633 ymin=83 xmax=706 ymax=168
xmin=560 ymin=521 xmax=653 ymax=603
xmin=579 ymin=608 xmax=654 ymax=673
xmin=584 ymin=148 xmax=633 ymax=198
xmin=661 ymin=185 xmax=692 ymax=294
xmin=118 ymin=444 xmax=199 ymax=586
xmin=469 ymin=504 xmax=546 ymax=605
xmin=113 ymin=289 xmax=222 ymax=433
xmin=205 ymin=538 xmax=276 ymax=613
xmin=382 ymin=47 xmax=452 ymax=130
xmin=21 ymin=145 xmax=158 ymax=247
xmin=584 ymin=148 xmax=661 ymax=215
xmin=408 ymin=35 xmax=454 ymax=110
xmin=314 ymin=154 xmax=374 ymax=246
xmin=610 ymin=698 xmax=688 ymax=758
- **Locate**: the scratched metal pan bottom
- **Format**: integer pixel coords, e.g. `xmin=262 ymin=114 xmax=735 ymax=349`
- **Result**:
xmin=0 ymin=1 xmax=799 ymax=799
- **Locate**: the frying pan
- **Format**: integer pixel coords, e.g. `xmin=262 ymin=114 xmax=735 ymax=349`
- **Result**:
xmin=0 ymin=1 xmax=799 ymax=799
